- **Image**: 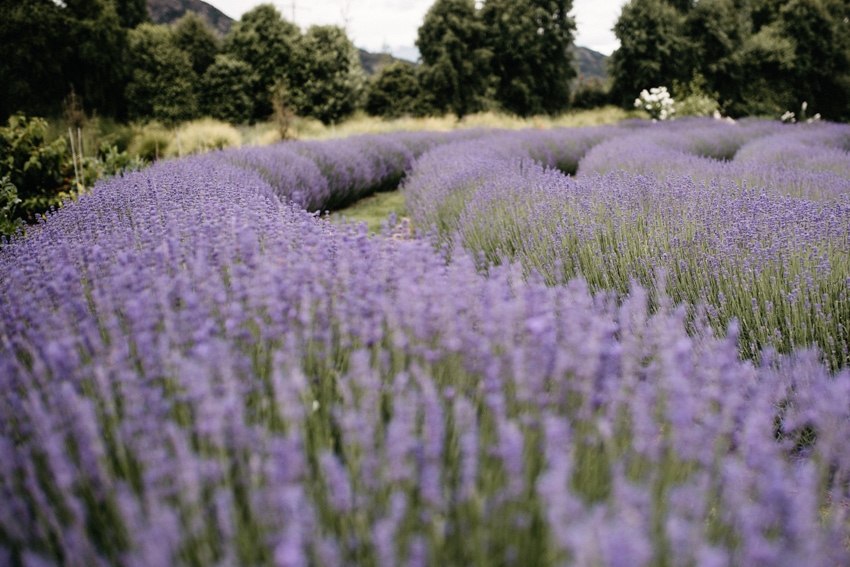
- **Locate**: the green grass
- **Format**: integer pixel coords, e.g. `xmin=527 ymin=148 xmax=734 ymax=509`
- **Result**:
xmin=328 ymin=190 xmax=408 ymax=234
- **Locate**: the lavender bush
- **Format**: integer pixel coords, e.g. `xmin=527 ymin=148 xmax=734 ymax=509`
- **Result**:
xmin=2 ymin=121 xmax=850 ymax=566
xmin=408 ymin=119 xmax=850 ymax=369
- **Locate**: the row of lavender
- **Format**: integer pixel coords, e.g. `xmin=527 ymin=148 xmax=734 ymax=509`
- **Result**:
xmin=2 ymin=124 xmax=850 ymax=565
xmin=404 ymin=118 xmax=850 ymax=370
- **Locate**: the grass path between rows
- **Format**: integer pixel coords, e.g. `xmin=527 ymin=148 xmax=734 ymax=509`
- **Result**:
xmin=328 ymin=190 xmax=407 ymax=233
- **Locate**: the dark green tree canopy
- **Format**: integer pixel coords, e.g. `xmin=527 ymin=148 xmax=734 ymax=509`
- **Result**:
xmin=366 ymin=61 xmax=422 ymax=118
xmin=0 ymin=0 xmax=69 ymax=118
xmin=611 ymin=0 xmax=850 ymax=119
xmin=0 ymin=0 xmax=130 ymax=119
xmin=125 ymin=24 xmax=198 ymax=124
xmin=608 ymin=0 xmax=691 ymax=108
xmin=416 ymin=0 xmax=491 ymax=118
xmin=223 ymin=4 xmax=302 ymax=119
xmin=292 ymin=25 xmax=366 ymax=125
xmin=173 ymin=12 xmax=220 ymax=77
xmin=115 ymin=0 xmax=150 ymax=28
xmin=482 ymin=0 xmax=577 ymax=116
xmin=200 ymin=55 xmax=257 ymax=124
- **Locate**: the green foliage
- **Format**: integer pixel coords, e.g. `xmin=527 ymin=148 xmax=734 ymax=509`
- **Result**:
xmin=672 ymin=74 xmax=720 ymax=116
xmin=126 ymin=24 xmax=199 ymax=125
xmin=613 ymin=0 xmax=850 ymax=120
xmin=730 ymin=24 xmax=796 ymax=116
xmin=173 ymin=12 xmax=220 ymax=77
xmin=777 ymin=0 xmax=850 ymax=121
xmin=609 ymin=0 xmax=691 ymax=108
xmin=365 ymin=62 xmax=424 ymax=119
xmin=482 ymin=0 xmax=577 ymax=116
xmin=127 ymin=123 xmax=173 ymax=162
xmin=223 ymin=4 xmax=302 ymax=120
xmin=61 ymin=0 xmax=129 ymax=118
xmin=169 ymin=119 xmax=242 ymax=156
xmin=0 ymin=115 xmax=68 ymax=207
xmin=115 ymin=0 xmax=150 ymax=28
xmin=0 ymin=175 xmax=23 ymax=237
xmin=200 ymin=55 xmax=257 ymax=124
xmin=416 ymin=0 xmax=491 ymax=118
xmin=0 ymin=114 xmax=143 ymax=222
xmin=0 ymin=0 xmax=79 ymax=119
xmin=683 ymin=0 xmax=746 ymax=108
xmin=571 ymin=78 xmax=610 ymax=110
xmin=292 ymin=25 xmax=366 ymax=125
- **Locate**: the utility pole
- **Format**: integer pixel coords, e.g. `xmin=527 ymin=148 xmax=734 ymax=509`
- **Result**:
xmin=279 ymin=1 xmax=309 ymax=25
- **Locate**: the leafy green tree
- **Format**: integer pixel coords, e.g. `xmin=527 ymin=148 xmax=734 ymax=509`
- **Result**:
xmin=115 ymin=0 xmax=150 ymax=29
xmin=223 ymin=4 xmax=302 ymax=119
xmin=200 ymin=55 xmax=257 ymax=124
xmin=291 ymin=25 xmax=366 ymax=124
xmin=729 ymin=23 xmax=796 ymax=116
xmin=0 ymin=0 xmax=130 ymax=119
xmin=416 ymin=0 xmax=491 ymax=118
xmin=777 ymin=0 xmax=850 ymax=120
xmin=126 ymin=24 xmax=198 ymax=124
xmin=366 ymin=61 xmax=422 ymax=118
xmin=173 ymin=12 xmax=220 ymax=77
xmin=482 ymin=0 xmax=577 ymax=116
xmin=61 ymin=0 xmax=130 ymax=118
xmin=608 ymin=0 xmax=692 ymax=108
xmin=0 ymin=0 xmax=68 ymax=118
xmin=684 ymin=0 xmax=747 ymax=108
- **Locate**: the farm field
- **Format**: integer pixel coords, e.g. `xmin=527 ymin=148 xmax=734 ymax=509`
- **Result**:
xmin=2 ymin=117 xmax=850 ymax=566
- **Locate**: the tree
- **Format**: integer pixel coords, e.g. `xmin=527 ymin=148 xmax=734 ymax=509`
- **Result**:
xmin=291 ymin=25 xmax=365 ymax=125
xmin=608 ymin=0 xmax=692 ymax=108
xmin=416 ymin=0 xmax=491 ymax=118
xmin=223 ymin=4 xmax=302 ymax=120
xmin=729 ymin=23 xmax=796 ymax=116
xmin=684 ymin=0 xmax=747 ymax=109
xmin=0 ymin=0 xmax=130 ymax=119
xmin=366 ymin=61 xmax=422 ymax=118
xmin=777 ymin=0 xmax=850 ymax=120
xmin=200 ymin=55 xmax=257 ymax=124
xmin=173 ymin=12 xmax=220 ymax=78
xmin=61 ymin=0 xmax=129 ymax=118
xmin=125 ymin=24 xmax=198 ymax=124
xmin=0 ymin=0 xmax=69 ymax=118
xmin=482 ymin=0 xmax=577 ymax=116
xmin=115 ymin=0 xmax=150 ymax=28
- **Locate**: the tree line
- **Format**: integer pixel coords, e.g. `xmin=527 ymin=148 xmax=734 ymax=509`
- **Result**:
xmin=0 ymin=0 xmax=578 ymax=125
xmin=609 ymin=0 xmax=850 ymax=120
xmin=1 ymin=0 xmax=847 ymax=126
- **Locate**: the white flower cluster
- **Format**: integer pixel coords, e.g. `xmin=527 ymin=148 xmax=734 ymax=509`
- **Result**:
xmin=635 ymin=86 xmax=676 ymax=121
xmin=781 ymin=102 xmax=822 ymax=124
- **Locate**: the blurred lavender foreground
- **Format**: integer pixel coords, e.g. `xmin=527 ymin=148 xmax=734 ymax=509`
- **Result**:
xmin=2 ymin=120 xmax=850 ymax=566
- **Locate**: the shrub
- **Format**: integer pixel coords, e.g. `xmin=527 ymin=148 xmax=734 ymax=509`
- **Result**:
xmin=127 ymin=122 xmax=174 ymax=161
xmin=0 ymin=114 xmax=69 ymax=215
xmin=634 ymin=86 xmax=675 ymax=120
xmin=571 ymin=77 xmax=609 ymax=110
xmin=0 ymin=175 xmax=22 ymax=237
xmin=169 ymin=118 xmax=242 ymax=156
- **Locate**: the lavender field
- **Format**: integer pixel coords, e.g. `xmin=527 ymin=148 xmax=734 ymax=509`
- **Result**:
xmin=2 ymin=118 xmax=850 ymax=566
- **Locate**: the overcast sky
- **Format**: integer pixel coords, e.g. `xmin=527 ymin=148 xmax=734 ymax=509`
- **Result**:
xmin=206 ymin=0 xmax=624 ymax=60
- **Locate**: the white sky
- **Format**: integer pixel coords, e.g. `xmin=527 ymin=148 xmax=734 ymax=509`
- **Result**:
xmin=206 ymin=0 xmax=624 ymax=59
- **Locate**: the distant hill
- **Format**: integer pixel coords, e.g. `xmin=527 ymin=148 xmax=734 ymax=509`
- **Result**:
xmin=359 ymin=49 xmax=414 ymax=76
xmin=573 ymin=46 xmax=608 ymax=82
xmin=147 ymin=0 xmax=233 ymax=36
xmin=146 ymin=0 xmax=607 ymax=80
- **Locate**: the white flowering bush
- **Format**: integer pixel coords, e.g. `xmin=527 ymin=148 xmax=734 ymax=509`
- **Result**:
xmin=635 ymin=86 xmax=675 ymax=120
xmin=781 ymin=101 xmax=822 ymax=124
